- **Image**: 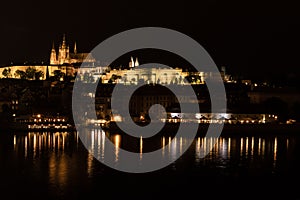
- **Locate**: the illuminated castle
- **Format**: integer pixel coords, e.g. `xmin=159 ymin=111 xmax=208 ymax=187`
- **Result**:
xmin=50 ymin=34 xmax=95 ymax=65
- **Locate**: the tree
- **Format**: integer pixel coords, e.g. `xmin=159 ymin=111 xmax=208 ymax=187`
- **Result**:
xmin=34 ymin=70 xmax=44 ymax=80
xmin=53 ymin=70 xmax=65 ymax=81
xmin=2 ymin=68 xmax=11 ymax=78
xmin=108 ymin=74 xmax=121 ymax=83
xmin=14 ymin=70 xmax=26 ymax=79
xmin=25 ymin=67 xmax=37 ymax=79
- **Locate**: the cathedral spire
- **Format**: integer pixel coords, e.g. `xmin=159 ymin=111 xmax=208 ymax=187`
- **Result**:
xmin=50 ymin=41 xmax=57 ymax=65
xmin=135 ymin=57 xmax=139 ymax=67
xmin=74 ymin=42 xmax=77 ymax=54
xmin=62 ymin=34 xmax=66 ymax=47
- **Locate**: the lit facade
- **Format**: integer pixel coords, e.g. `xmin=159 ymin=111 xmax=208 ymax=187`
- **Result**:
xmin=50 ymin=35 xmax=96 ymax=65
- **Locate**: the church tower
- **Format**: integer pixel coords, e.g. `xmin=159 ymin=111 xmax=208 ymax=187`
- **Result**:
xmin=134 ymin=57 xmax=139 ymax=67
xmin=50 ymin=42 xmax=57 ymax=65
xmin=74 ymin=42 xmax=77 ymax=54
xmin=58 ymin=34 xmax=70 ymax=64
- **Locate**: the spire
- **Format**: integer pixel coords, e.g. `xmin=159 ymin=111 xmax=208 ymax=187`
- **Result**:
xmin=130 ymin=56 xmax=134 ymax=68
xmin=50 ymin=41 xmax=57 ymax=65
xmin=74 ymin=42 xmax=77 ymax=54
xmin=134 ymin=57 xmax=139 ymax=67
xmin=62 ymin=34 xmax=66 ymax=47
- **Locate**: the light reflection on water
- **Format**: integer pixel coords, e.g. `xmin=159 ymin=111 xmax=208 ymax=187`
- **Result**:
xmin=0 ymin=129 xmax=300 ymax=197
xmin=11 ymin=130 xmax=290 ymax=172
xmin=3 ymin=129 xmax=300 ymax=199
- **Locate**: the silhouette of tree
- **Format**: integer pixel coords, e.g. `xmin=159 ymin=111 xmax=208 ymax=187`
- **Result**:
xmin=25 ymin=67 xmax=37 ymax=79
xmin=2 ymin=68 xmax=11 ymax=78
xmin=14 ymin=70 xmax=26 ymax=79
xmin=35 ymin=70 xmax=44 ymax=80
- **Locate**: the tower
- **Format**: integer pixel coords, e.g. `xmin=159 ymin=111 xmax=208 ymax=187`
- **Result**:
xmin=58 ymin=34 xmax=70 ymax=64
xmin=74 ymin=42 xmax=77 ymax=54
xmin=129 ymin=56 xmax=134 ymax=68
xmin=134 ymin=57 xmax=139 ymax=67
xmin=50 ymin=42 xmax=57 ymax=65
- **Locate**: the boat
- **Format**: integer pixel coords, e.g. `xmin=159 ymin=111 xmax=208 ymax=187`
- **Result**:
xmin=9 ymin=114 xmax=75 ymax=132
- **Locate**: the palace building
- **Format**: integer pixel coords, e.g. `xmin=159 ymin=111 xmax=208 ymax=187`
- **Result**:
xmin=0 ymin=34 xmax=230 ymax=85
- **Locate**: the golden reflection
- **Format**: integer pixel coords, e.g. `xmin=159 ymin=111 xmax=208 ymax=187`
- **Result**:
xmin=114 ymin=134 xmax=121 ymax=162
xmin=39 ymin=134 xmax=42 ymax=152
xmin=258 ymin=138 xmax=261 ymax=156
xmin=195 ymin=137 xmax=201 ymax=161
xmin=140 ymin=136 xmax=143 ymax=160
xmin=48 ymin=134 xmax=51 ymax=148
xmin=240 ymin=137 xmax=243 ymax=156
xmin=25 ymin=136 xmax=28 ymax=158
xmin=203 ymin=137 xmax=206 ymax=156
xmin=53 ymin=133 xmax=56 ymax=149
xmin=228 ymin=138 xmax=231 ymax=158
xmin=262 ymin=139 xmax=265 ymax=156
xmin=14 ymin=135 xmax=16 ymax=149
xmin=33 ymin=133 xmax=37 ymax=158
xmin=274 ymin=137 xmax=277 ymax=165
xmin=168 ymin=137 xmax=171 ymax=154
xmin=179 ymin=137 xmax=183 ymax=155
xmin=171 ymin=137 xmax=177 ymax=160
xmin=87 ymin=151 xmax=93 ymax=177
xmin=49 ymin=151 xmax=68 ymax=186
xmin=57 ymin=132 xmax=60 ymax=150
xmin=62 ymin=133 xmax=65 ymax=151
xmin=91 ymin=130 xmax=95 ymax=153
xmin=214 ymin=137 xmax=218 ymax=153
xmin=251 ymin=137 xmax=254 ymax=156
xmin=245 ymin=137 xmax=249 ymax=157
xmin=97 ymin=131 xmax=101 ymax=159
xmin=221 ymin=138 xmax=226 ymax=157
xmin=101 ymin=131 xmax=105 ymax=160
xmin=162 ymin=137 xmax=165 ymax=157
xmin=17 ymin=132 xmax=77 ymax=158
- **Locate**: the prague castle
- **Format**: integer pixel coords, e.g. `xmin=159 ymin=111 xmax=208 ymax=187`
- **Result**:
xmin=50 ymin=34 xmax=95 ymax=65
xmin=0 ymin=35 xmax=97 ymax=80
xmin=0 ymin=34 xmax=230 ymax=84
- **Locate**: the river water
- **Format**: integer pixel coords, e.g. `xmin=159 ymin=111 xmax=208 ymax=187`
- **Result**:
xmin=1 ymin=129 xmax=300 ymax=199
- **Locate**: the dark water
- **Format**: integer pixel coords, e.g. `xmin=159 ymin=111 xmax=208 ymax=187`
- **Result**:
xmin=1 ymin=130 xmax=300 ymax=200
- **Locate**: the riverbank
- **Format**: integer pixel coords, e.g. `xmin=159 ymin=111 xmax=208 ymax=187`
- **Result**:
xmin=104 ymin=122 xmax=300 ymax=137
xmin=2 ymin=121 xmax=300 ymax=137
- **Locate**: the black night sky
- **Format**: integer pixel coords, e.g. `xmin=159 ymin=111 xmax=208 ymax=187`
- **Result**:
xmin=1 ymin=0 xmax=300 ymax=81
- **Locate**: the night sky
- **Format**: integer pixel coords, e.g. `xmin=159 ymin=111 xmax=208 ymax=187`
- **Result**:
xmin=1 ymin=0 xmax=300 ymax=81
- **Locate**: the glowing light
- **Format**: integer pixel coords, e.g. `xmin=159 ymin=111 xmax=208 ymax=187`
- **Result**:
xmin=258 ymin=138 xmax=261 ymax=156
xmin=251 ymin=137 xmax=254 ymax=156
xmin=228 ymin=138 xmax=231 ymax=158
xmin=240 ymin=138 xmax=243 ymax=156
xmin=274 ymin=137 xmax=277 ymax=162
xmin=246 ymin=137 xmax=249 ymax=156
xmin=162 ymin=137 xmax=165 ymax=157
xmin=140 ymin=136 xmax=143 ymax=159
xmin=13 ymin=135 xmax=17 ymax=150
xmin=114 ymin=134 xmax=121 ymax=162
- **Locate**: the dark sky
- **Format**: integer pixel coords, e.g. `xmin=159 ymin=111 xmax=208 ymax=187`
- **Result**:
xmin=1 ymin=0 xmax=300 ymax=80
